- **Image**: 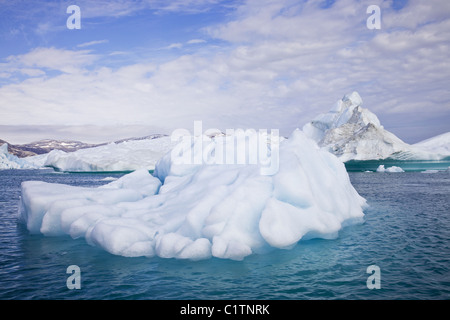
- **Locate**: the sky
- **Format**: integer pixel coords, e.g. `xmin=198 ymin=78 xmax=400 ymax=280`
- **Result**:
xmin=0 ymin=0 xmax=449 ymax=144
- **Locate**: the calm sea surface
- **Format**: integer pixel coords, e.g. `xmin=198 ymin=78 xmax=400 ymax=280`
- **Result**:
xmin=0 ymin=167 xmax=449 ymax=300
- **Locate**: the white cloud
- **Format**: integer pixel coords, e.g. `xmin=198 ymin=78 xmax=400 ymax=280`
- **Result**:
xmin=0 ymin=0 xmax=449 ymax=142
xmin=164 ymin=43 xmax=184 ymax=50
xmin=57 ymin=0 xmax=233 ymax=18
xmin=35 ymin=22 xmax=53 ymax=36
xmin=77 ymin=40 xmax=109 ymax=48
xmin=163 ymin=39 xmax=208 ymax=50
xmin=383 ymin=0 xmax=450 ymax=29
xmin=187 ymin=39 xmax=207 ymax=45
xmin=68 ymin=0 xmax=146 ymax=18
xmin=19 ymin=68 xmax=46 ymax=77
xmin=150 ymin=0 xmax=231 ymax=14
xmin=6 ymin=47 xmax=98 ymax=74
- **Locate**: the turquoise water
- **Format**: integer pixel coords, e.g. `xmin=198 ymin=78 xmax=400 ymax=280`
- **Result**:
xmin=0 ymin=166 xmax=449 ymax=300
xmin=345 ymin=158 xmax=450 ymax=172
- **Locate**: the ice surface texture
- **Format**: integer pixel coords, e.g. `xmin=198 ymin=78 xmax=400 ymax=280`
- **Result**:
xmin=413 ymin=132 xmax=450 ymax=156
xmin=19 ymin=130 xmax=366 ymax=260
xmin=0 ymin=144 xmax=47 ymax=169
xmin=376 ymin=165 xmax=405 ymax=173
xmin=303 ymin=92 xmax=448 ymax=161
xmin=44 ymin=137 xmax=175 ymax=172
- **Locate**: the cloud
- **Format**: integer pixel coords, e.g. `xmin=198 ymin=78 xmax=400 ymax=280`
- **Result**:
xmin=383 ymin=0 xmax=450 ymax=29
xmin=162 ymin=39 xmax=207 ymax=50
xmin=77 ymin=40 xmax=109 ymax=48
xmin=35 ymin=22 xmax=54 ymax=36
xmin=187 ymin=39 xmax=207 ymax=45
xmin=0 ymin=0 xmax=234 ymax=44
xmin=0 ymin=124 xmax=167 ymax=144
xmin=5 ymin=47 xmax=98 ymax=74
xmin=206 ymin=0 xmax=450 ymax=118
xmin=164 ymin=43 xmax=184 ymax=50
xmin=0 ymin=0 xmax=449 ymax=143
xmin=19 ymin=68 xmax=46 ymax=77
xmin=163 ymin=39 xmax=208 ymax=50
xmin=151 ymin=0 xmax=233 ymax=14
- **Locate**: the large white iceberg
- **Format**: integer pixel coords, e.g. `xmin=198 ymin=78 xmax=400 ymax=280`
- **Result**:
xmin=0 ymin=143 xmax=47 ymax=169
xmin=303 ymin=92 xmax=444 ymax=161
xmin=44 ymin=136 xmax=175 ymax=172
xmin=413 ymin=132 xmax=450 ymax=156
xmin=19 ymin=129 xmax=366 ymax=261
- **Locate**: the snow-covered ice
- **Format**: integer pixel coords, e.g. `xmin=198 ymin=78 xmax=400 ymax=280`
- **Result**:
xmin=421 ymin=170 xmax=439 ymax=174
xmin=44 ymin=136 xmax=175 ymax=172
xmin=0 ymin=143 xmax=47 ymax=169
xmin=100 ymin=177 xmax=119 ymax=181
xmin=19 ymin=129 xmax=367 ymax=261
xmin=413 ymin=132 xmax=450 ymax=156
xmin=1 ymin=135 xmax=176 ymax=172
xmin=376 ymin=165 xmax=405 ymax=173
xmin=303 ymin=92 xmax=446 ymax=162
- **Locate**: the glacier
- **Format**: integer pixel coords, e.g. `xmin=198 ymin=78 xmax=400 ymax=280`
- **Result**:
xmin=303 ymin=92 xmax=448 ymax=162
xmin=413 ymin=132 xmax=450 ymax=156
xmin=0 ymin=143 xmax=47 ymax=169
xmin=19 ymin=129 xmax=367 ymax=261
xmin=44 ymin=136 xmax=175 ymax=172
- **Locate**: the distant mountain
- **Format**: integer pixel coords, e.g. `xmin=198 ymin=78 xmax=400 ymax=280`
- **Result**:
xmin=0 ymin=139 xmax=102 ymax=158
xmin=0 ymin=143 xmax=45 ymax=169
xmin=19 ymin=139 xmax=103 ymax=155
xmin=0 ymin=139 xmax=38 ymax=158
xmin=0 ymin=134 xmax=168 ymax=158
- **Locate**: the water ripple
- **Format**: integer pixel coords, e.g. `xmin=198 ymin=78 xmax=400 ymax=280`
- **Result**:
xmin=0 ymin=170 xmax=449 ymax=299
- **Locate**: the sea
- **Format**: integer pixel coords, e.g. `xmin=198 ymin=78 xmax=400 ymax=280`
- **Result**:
xmin=0 ymin=162 xmax=449 ymax=300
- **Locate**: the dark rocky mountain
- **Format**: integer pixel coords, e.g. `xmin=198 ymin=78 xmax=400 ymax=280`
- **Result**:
xmin=0 ymin=139 xmax=102 ymax=157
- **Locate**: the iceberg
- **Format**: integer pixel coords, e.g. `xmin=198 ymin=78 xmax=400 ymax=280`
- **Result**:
xmin=303 ymin=92 xmax=445 ymax=161
xmin=421 ymin=169 xmax=439 ymax=174
xmin=413 ymin=132 xmax=450 ymax=157
xmin=376 ymin=165 xmax=404 ymax=173
xmin=44 ymin=136 xmax=175 ymax=172
xmin=0 ymin=143 xmax=47 ymax=169
xmin=19 ymin=129 xmax=367 ymax=261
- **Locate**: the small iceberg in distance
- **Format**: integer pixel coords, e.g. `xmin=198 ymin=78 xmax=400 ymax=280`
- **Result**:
xmin=100 ymin=176 xmax=119 ymax=181
xmin=421 ymin=170 xmax=439 ymax=174
xmin=376 ymin=165 xmax=404 ymax=173
xmin=19 ymin=129 xmax=367 ymax=261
